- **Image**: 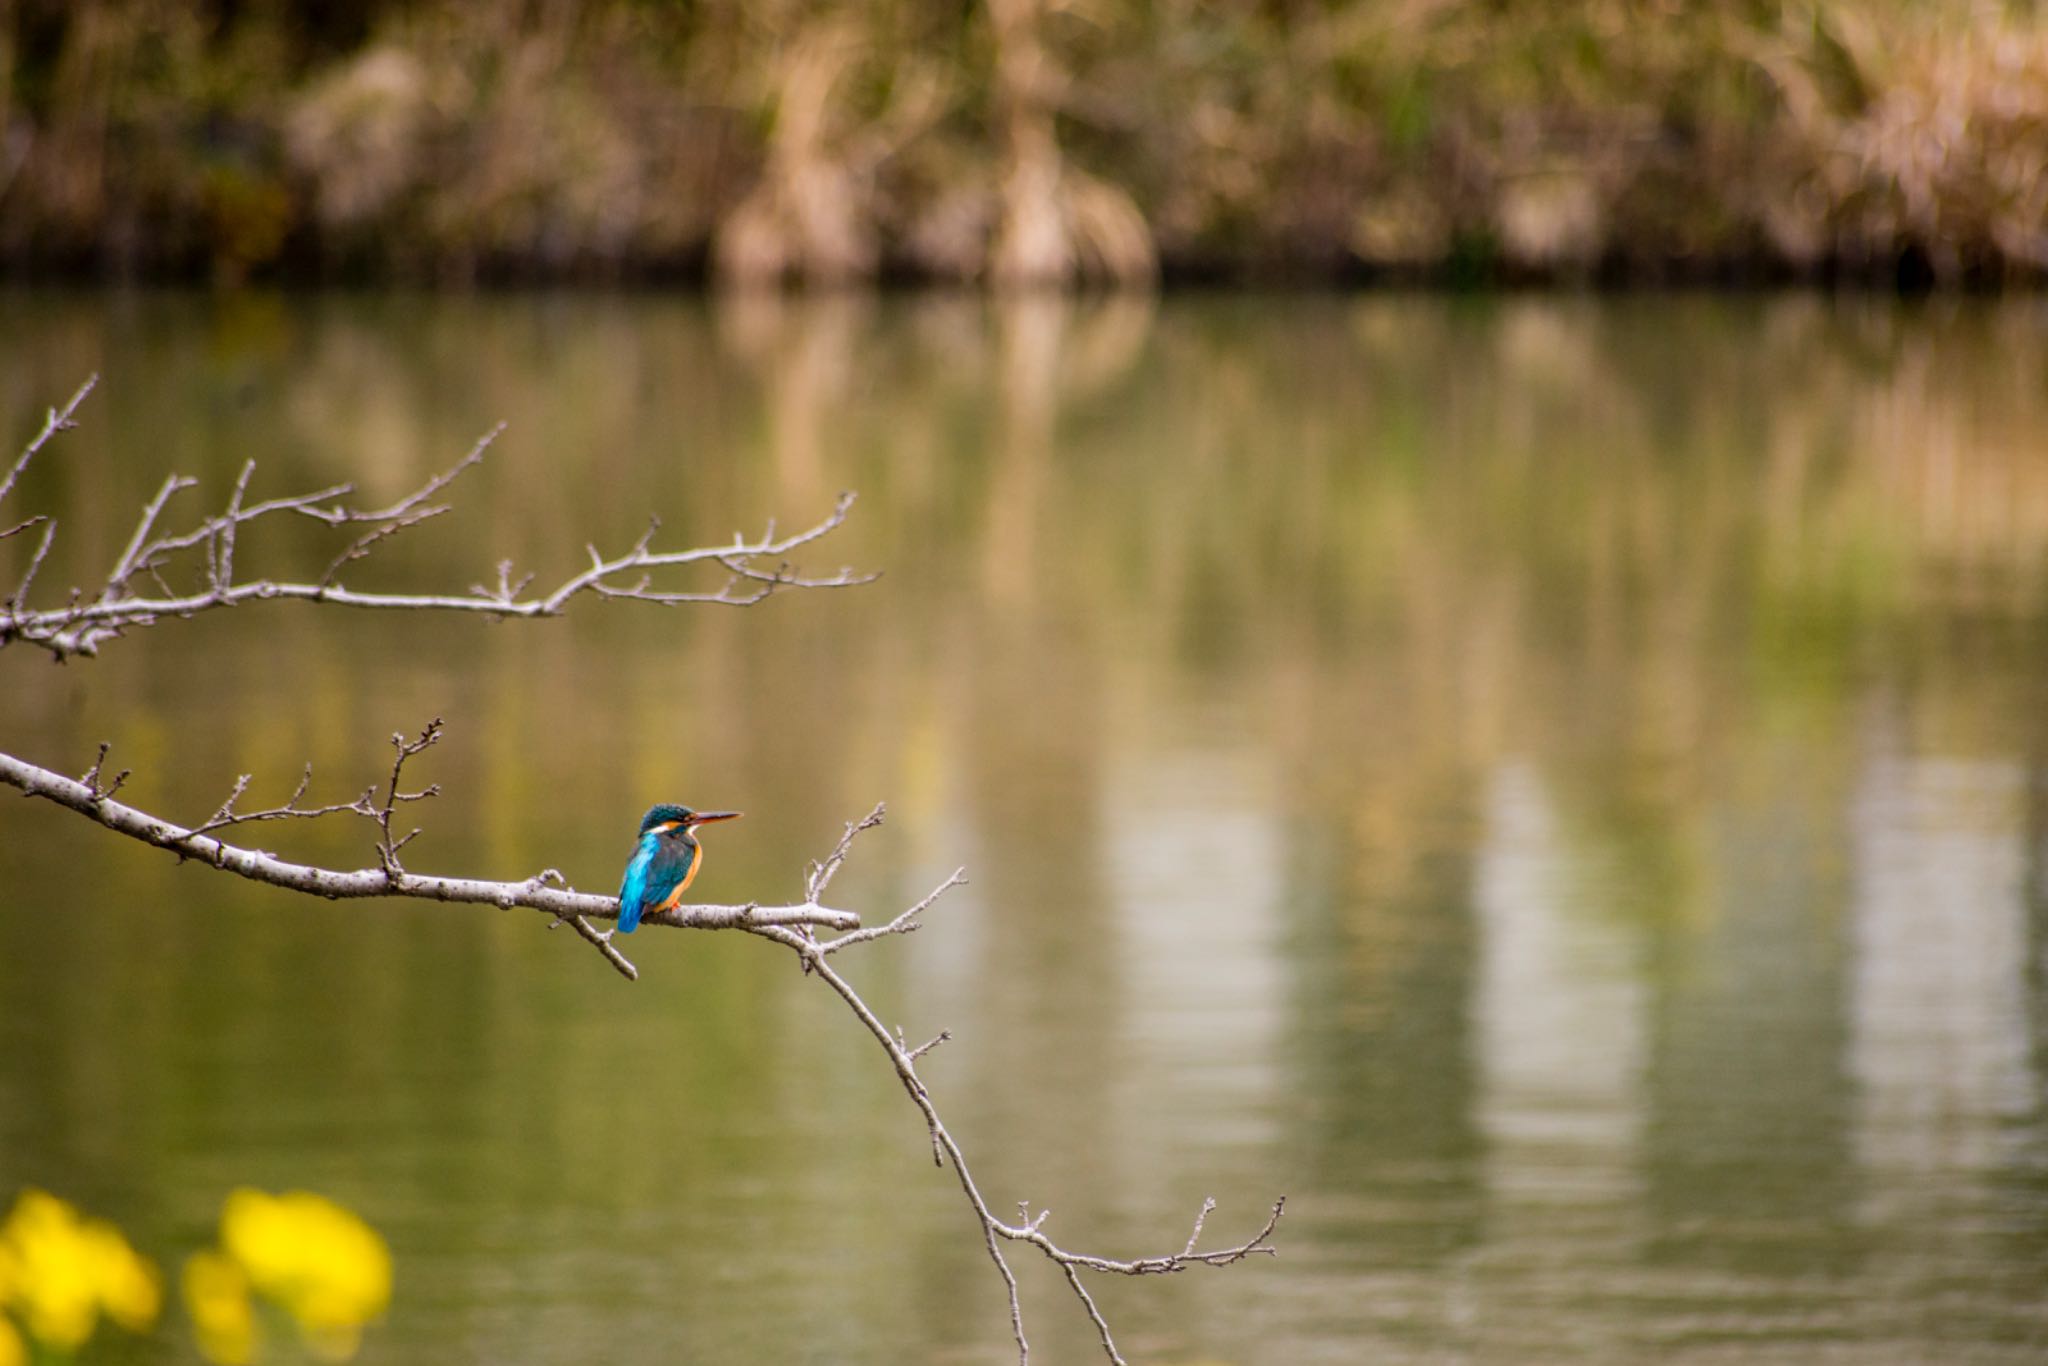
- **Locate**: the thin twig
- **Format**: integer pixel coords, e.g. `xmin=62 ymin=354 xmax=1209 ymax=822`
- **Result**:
xmin=211 ymin=460 xmax=256 ymax=593
xmin=0 ymin=374 xmax=96 ymax=508
xmin=103 ymin=474 xmax=199 ymax=601
xmin=78 ymin=742 xmax=130 ymax=802
xmin=318 ymin=506 xmax=450 ymax=589
xmin=185 ymin=764 xmax=369 ymax=840
xmin=562 ymin=913 xmax=638 ymax=980
xmin=806 ymin=801 xmax=888 ymax=902
xmin=907 ymin=1029 xmax=952 ymax=1062
xmin=8 ymin=520 xmax=57 ymax=625
xmin=819 ymin=867 xmax=968 ymax=954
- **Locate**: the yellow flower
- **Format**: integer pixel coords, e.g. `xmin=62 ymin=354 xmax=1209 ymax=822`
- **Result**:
xmin=218 ymin=1189 xmax=390 ymax=1361
xmin=0 ymin=1189 xmax=160 ymax=1351
xmin=183 ymin=1250 xmax=258 ymax=1366
xmin=0 ymin=1316 xmax=23 ymax=1366
xmin=85 ymin=1221 xmax=161 ymax=1332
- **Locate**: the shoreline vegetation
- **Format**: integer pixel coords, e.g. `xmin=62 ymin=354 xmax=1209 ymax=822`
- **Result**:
xmin=2 ymin=1 xmax=2045 ymax=290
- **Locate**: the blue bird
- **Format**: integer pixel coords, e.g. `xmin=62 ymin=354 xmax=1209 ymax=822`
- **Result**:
xmin=615 ymin=803 xmax=742 ymax=934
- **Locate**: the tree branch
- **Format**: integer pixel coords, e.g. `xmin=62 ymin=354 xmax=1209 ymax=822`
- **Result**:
xmin=752 ymin=813 xmax=1287 ymax=1365
xmin=1 ymin=388 xmax=871 ymax=658
xmin=0 ymin=743 xmax=862 ymax=985
xmin=0 ymin=373 xmax=96 ymax=509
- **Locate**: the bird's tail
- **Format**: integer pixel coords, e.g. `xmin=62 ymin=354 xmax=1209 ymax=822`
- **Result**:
xmin=616 ymin=899 xmax=642 ymax=934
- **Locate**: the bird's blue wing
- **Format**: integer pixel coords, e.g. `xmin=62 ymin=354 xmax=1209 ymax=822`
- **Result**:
xmin=617 ymin=837 xmax=657 ymax=934
xmin=641 ymin=842 xmax=696 ymax=920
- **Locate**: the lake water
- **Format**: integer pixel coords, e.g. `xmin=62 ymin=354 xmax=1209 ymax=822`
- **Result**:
xmin=3 ymin=290 xmax=2048 ymax=1364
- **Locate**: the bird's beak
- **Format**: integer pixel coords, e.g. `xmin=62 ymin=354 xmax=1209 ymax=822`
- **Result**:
xmin=685 ymin=810 xmax=742 ymax=826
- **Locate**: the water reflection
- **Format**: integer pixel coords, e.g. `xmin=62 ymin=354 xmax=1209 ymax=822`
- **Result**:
xmin=3 ymin=290 xmax=2048 ymax=1363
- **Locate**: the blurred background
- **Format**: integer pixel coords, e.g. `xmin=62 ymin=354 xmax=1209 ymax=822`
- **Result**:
xmin=0 ymin=0 xmax=2045 ymax=286
xmin=4 ymin=4 xmax=2048 ymax=1366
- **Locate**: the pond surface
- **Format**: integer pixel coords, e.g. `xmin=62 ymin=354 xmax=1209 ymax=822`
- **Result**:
xmin=3 ymin=290 xmax=2048 ymax=1364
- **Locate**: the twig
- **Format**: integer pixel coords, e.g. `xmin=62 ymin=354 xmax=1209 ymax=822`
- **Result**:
xmin=806 ymin=801 xmax=889 ymax=903
xmin=561 ymin=912 xmax=639 ymax=980
xmin=368 ymin=719 xmax=443 ymax=876
xmin=103 ymin=474 xmax=200 ymax=601
xmin=186 ymin=764 xmax=370 ymax=840
xmin=1182 ymin=1198 xmax=1217 ymax=1257
xmin=0 ymin=374 xmax=96 ymax=508
xmin=78 ymin=742 xmax=130 ymax=802
xmin=906 ymin=1029 xmax=951 ymax=1062
xmin=317 ymin=506 xmax=450 ymax=589
xmin=317 ymin=424 xmax=500 ymax=525
xmin=7 ymin=520 xmax=57 ymax=630
xmin=210 ymin=460 xmax=256 ymax=593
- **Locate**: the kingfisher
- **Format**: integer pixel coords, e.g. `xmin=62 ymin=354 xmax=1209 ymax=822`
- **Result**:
xmin=614 ymin=804 xmax=742 ymax=934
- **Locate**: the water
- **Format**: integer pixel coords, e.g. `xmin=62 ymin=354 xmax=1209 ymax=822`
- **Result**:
xmin=3 ymin=290 xmax=2048 ymax=1364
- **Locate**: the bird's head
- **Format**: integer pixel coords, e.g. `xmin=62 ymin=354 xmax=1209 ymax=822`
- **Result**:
xmin=639 ymin=803 xmax=742 ymax=838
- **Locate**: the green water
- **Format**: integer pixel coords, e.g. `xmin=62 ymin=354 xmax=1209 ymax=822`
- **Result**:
xmin=3 ymin=290 xmax=2048 ymax=1364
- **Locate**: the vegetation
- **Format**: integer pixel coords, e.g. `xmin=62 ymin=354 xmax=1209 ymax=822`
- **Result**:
xmin=1 ymin=0 xmax=2044 ymax=286
xmin=0 ymin=1186 xmax=387 ymax=1364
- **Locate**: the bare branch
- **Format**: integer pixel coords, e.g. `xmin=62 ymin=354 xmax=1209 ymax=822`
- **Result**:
xmin=1182 ymin=1197 xmax=1217 ymax=1258
xmin=367 ymin=719 xmax=444 ymax=874
xmin=0 ymin=374 xmax=96 ymax=508
xmin=78 ymin=742 xmax=130 ymax=802
xmin=539 ymin=490 xmax=874 ymax=614
xmin=1060 ymin=1262 xmax=1119 ymax=1363
xmin=104 ymin=474 xmax=200 ymax=600
xmin=7 ymin=519 xmax=57 ymax=631
xmin=210 ymin=460 xmax=257 ymax=592
xmin=314 ymin=424 xmax=500 ymax=525
xmin=906 ymin=1029 xmax=952 ymax=1062
xmin=0 ymin=747 xmax=863 ymax=957
xmin=1 ymin=388 xmax=868 ymax=658
xmin=186 ymin=764 xmax=369 ymax=840
xmin=753 ymin=814 xmax=1284 ymax=1365
xmin=806 ymin=801 xmax=888 ymax=902
xmin=317 ymin=505 xmax=450 ymax=589
xmin=471 ymin=558 xmax=536 ymax=605
xmin=558 ymin=912 xmax=639 ymax=981
xmin=819 ymin=867 xmax=968 ymax=954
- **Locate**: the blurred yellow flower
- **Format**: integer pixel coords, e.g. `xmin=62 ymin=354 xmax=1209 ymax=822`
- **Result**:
xmin=215 ymin=1189 xmax=390 ymax=1362
xmin=85 ymin=1222 xmax=160 ymax=1333
xmin=183 ymin=1249 xmax=257 ymax=1366
xmin=0 ymin=1189 xmax=161 ymax=1352
xmin=0 ymin=1315 xmax=23 ymax=1366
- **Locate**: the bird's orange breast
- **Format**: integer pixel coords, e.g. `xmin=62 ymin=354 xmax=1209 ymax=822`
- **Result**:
xmin=656 ymin=847 xmax=702 ymax=912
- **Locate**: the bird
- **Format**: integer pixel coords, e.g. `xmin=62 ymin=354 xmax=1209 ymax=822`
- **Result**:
xmin=614 ymin=803 xmax=742 ymax=935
